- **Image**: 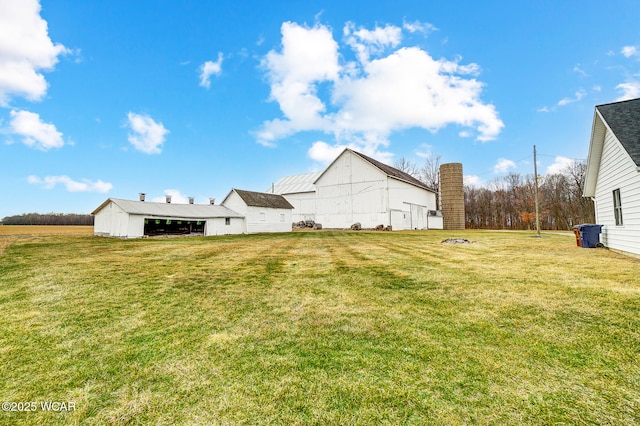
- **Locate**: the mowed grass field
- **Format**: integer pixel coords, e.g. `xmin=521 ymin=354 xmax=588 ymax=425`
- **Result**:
xmin=0 ymin=228 xmax=638 ymax=425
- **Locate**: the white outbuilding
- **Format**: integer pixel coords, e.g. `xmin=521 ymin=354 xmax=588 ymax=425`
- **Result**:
xmin=221 ymin=189 xmax=294 ymax=234
xmin=268 ymin=172 xmax=320 ymax=224
xmin=92 ymin=197 xmax=244 ymax=238
xmin=269 ymin=148 xmax=442 ymax=230
xmin=584 ymin=97 xmax=640 ymax=256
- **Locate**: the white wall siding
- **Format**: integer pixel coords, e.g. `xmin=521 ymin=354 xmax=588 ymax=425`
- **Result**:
xmin=315 ymin=150 xmax=389 ymax=229
xmin=388 ymin=178 xmax=437 ymax=230
xmin=283 ymin=192 xmax=316 ymax=223
xmin=205 ymin=217 xmax=244 ymax=236
xmin=93 ymin=202 xmax=114 ymax=236
xmin=220 ymin=191 xmax=249 ymax=233
xmin=245 ymin=206 xmax=292 ymax=233
xmin=594 ymin=128 xmax=640 ymax=255
xmin=127 ymin=215 xmax=145 ymax=238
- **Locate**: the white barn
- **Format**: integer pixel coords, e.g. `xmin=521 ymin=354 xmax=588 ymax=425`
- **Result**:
xmin=269 ymin=172 xmax=320 ymax=224
xmin=584 ymin=98 xmax=640 ymax=256
xmin=92 ymin=198 xmax=244 ymax=238
xmin=221 ymin=189 xmax=294 ymax=234
xmin=270 ymin=148 xmax=442 ymax=230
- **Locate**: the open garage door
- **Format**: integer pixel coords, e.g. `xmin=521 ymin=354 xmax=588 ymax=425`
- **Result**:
xmin=143 ymin=218 xmax=205 ymax=236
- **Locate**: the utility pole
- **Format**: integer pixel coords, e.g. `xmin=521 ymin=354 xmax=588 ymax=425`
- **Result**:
xmin=533 ymin=145 xmax=541 ymax=237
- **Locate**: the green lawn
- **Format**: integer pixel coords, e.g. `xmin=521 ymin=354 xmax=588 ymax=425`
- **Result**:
xmin=0 ymin=230 xmax=638 ymax=425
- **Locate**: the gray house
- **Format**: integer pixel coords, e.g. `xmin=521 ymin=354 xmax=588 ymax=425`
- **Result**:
xmin=584 ymin=98 xmax=640 ymax=256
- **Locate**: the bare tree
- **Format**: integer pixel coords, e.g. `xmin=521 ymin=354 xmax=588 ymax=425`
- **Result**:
xmin=419 ymin=154 xmax=441 ymax=192
xmin=463 ymin=162 xmax=595 ymax=231
xmin=394 ymin=157 xmax=420 ymax=178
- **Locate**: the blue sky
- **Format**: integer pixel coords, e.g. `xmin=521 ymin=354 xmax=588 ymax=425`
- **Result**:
xmin=1 ymin=0 xmax=639 ymax=218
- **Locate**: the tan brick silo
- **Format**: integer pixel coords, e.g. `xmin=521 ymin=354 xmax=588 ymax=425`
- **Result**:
xmin=439 ymin=163 xmax=465 ymax=230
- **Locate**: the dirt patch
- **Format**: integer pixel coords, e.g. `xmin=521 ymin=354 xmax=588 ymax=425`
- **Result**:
xmin=441 ymin=238 xmax=476 ymax=244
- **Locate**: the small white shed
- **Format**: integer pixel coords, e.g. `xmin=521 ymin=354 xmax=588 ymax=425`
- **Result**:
xmin=221 ymin=189 xmax=294 ymax=234
xmin=92 ymin=198 xmax=244 ymax=238
xmin=584 ymin=97 xmax=640 ymax=256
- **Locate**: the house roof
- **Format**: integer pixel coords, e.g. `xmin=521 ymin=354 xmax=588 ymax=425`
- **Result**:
xmin=314 ymin=148 xmax=436 ymax=192
xmin=228 ymin=189 xmax=294 ymax=209
xmin=267 ymin=172 xmax=321 ymax=194
xmin=595 ymin=98 xmax=640 ymax=166
xmin=584 ymin=98 xmax=640 ymax=197
xmin=91 ymin=198 xmax=243 ymax=218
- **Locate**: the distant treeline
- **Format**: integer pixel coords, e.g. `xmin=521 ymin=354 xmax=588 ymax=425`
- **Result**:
xmin=394 ymin=155 xmax=595 ymax=231
xmin=1 ymin=213 xmax=94 ymax=226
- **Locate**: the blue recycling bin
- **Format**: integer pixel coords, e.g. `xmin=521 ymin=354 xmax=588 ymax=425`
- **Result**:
xmin=577 ymin=224 xmax=603 ymax=248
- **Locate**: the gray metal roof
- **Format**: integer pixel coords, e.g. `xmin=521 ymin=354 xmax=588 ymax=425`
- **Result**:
xmin=596 ymin=98 xmax=640 ymax=166
xmin=92 ymin=198 xmax=243 ymax=218
xmin=268 ymin=172 xmax=321 ymax=194
xmin=231 ymin=189 xmax=294 ymax=209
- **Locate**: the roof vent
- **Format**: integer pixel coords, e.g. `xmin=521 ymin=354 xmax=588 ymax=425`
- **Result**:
xmin=209 ymin=198 xmax=215 ymax=205
xmin=188 ymin=197 xmax=194 ymax=204
xmin=139 ymin=193 xmax=146 ymax=202
xmin=165 ymin=195 xmax=172 ymax=204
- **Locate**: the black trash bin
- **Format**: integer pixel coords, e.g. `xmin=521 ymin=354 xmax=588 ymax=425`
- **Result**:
xmin=577 ymin=224 xmax=603 ymax=248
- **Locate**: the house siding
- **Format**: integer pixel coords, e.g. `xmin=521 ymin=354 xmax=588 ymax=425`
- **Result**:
xmin=594 ymin=127 xmax=640 ymax=255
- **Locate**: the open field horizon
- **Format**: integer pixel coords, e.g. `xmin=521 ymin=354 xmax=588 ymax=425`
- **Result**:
xmin=1 ymin=229 xmax=638 ymax=424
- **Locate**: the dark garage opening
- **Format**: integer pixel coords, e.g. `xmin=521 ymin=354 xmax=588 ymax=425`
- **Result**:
xmin=144 ymin=218 xmax=205 ymax=236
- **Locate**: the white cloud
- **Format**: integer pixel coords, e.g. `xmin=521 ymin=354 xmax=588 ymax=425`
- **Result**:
xmin=464 ymin=175 xmax=484 ymax=188
xmin=0 ymin=0 xmax=69 ymax=105
xmin=557 ymin=88 xmax=587 ymax=106
xmin=199 ymin=52 xmax=223 ymax=89
xmin=344 ymin=21 xmax=402 ymax=64
xmin=307 ymin=139 xmax=395 ymax=165
xmin=258 ymin=22 xmax=340 ymax=146
xmin=307 ymin=141 xmax=348 ymax=164
xmin=493 ymin=158 xmax=516 ymax=174
xmin=546 ymin=156 xmax=574 ymax=175
xmin=573 ymin=65 xmax=588 ymax=77
xmin=151 ymin=189 xmax=190 ymax=204
xmin=539 ymin=88 xmax=587 ymax=112
xmin=258 ymin=21 xmax=503 ymax=159
xmin=126 ymin=112 xmax=169 ymax=154
xmin=615 ymin=81 xmax=640 ymax=101
xmin=621 ymin=45 xmax=639 ymax=58
xmin=402 ymin=20 xmax=437 ymax=35
xmin=9 ymin=109 xmax=64 ymax=150
xmin=27 ymin=175 xmax=112 ymax=193
xmin=415 ymin=143 xmax=435 ymax=159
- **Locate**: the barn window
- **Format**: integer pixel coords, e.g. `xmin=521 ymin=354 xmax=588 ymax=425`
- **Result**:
xmin=225 ymin=217 xmax=230 ymax=225
xmin=260 ymin=212 xmax=266 ymax=221
xmin=613 ymin=189 xmax=623 ymax=226
xmin=280 ymin=213 xmax=285 ymax=222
